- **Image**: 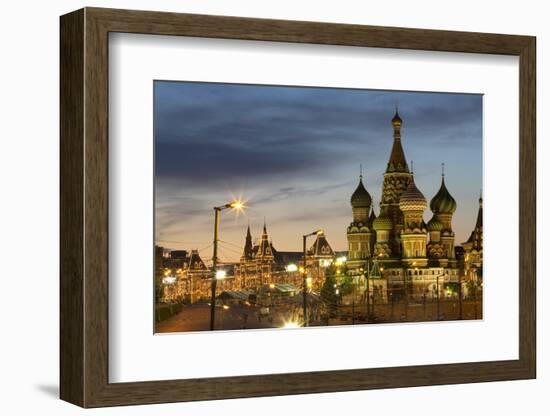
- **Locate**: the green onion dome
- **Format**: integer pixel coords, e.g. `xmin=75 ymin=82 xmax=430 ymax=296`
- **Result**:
xmin=373 ymin=213 xmax=393 ymax=231
xmin=399 ymin=177 xmax=427 ymax=212
xmin=427 ymin=216 xmax=443 ymax=231
xmin=350 ymin=177 xmax=372 ymax=208
xmin=430 ymin=177 xmax=457 ymax=214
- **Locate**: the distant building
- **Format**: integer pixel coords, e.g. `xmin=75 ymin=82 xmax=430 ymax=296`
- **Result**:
xmin=235 ymin=222 xmax=337 ymax=292
xmin=170 ymin=250 xmax=188 ymax=259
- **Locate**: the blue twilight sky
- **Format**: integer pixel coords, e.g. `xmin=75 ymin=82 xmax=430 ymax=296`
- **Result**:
xmin=154 ymin=81 xmax=482 ymax=262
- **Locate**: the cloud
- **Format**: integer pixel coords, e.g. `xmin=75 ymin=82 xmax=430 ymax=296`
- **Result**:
xmin=154 ymin=81 xmax=483 ymax=253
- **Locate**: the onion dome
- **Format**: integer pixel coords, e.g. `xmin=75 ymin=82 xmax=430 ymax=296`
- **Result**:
xmin=350 ymin=177 xmax=372 ymax=208
xmin=399 ymin=177 xmax=427 ymax=211
xmin=392 ymin=109 xmax=402 ymax=127
xmin=427 ymin=216 xmax=443 ymax=231
xmin=373 ymin=213 xmax=393 ymax=231
xmin=430 ymin=176 xmax=457 ymax=214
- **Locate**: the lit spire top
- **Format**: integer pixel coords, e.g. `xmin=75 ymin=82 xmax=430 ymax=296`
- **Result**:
xmin=386 ymin=109 xmax=409 ymax=173
xmin=392 ymin=107 xmax=402 ymax=127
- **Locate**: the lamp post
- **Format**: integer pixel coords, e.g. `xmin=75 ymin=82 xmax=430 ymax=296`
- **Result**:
xmin=210 ymin=199 xmax=244 ymax=331
xmin=303 ymin=230 xmax=322 ymax=327
xmin=458 ymin=270 xmax=463 ymax=320
xmin=435 ymin=270 xmax=448 ymax=321
xmin=365 ymin=264 xmax=370 ymax=321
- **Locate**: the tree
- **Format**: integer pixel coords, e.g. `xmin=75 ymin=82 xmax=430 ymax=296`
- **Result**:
xmin=338 ymin=273 xmax=354 ymax=297
xmin=320 ymin=265 xmax=339 ymax=316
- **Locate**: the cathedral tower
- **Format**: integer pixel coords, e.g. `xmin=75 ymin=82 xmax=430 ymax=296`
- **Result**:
xmin=462 ymin=193 xmax=483 ymax=278
xmin=398 ymin=172 xmax=428 ymax=267
xmin=429 ymin=167 xmax=457 ymax=264
xmin=379 ymin=110 xmax=413 ymax=257
xmin=347 ymin=173 xmax=373 ymax=269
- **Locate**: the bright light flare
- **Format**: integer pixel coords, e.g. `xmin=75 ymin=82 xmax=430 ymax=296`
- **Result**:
xmin=335 ymin=256 xmax=347 ymax=265
xmin=281 ymin=320 xmax=302 ymax=329
xmin=215 ymin=270 xmax=227 ymax=280
xmin=320 ymin=259 xmax=332 ymax=268
xmin=285 ymin=263 xmax=298 ymax=272
xmin=229 ymin=199 xmax=245 ymax=211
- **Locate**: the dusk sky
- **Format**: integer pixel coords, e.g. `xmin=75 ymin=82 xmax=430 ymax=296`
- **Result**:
xmin=154 ymin=81 xmax=482 ymax=263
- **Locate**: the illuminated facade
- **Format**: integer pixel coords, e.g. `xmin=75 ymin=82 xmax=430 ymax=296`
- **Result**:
xmin=346 ymin=111 xmax=472 ymax=300
xmin=235 ymin=223 xmax=337 ymax=292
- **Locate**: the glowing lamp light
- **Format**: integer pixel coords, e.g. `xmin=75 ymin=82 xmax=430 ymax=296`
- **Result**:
xmin=215 ymin=270 xmax=227 ymax=280
xmin=282 ymin=321 xmax=301 ymax=329
xmin=229 ymin=199 xmax=245 ymax=211
xmin=162 ymin=276 xmax=176 ymax=285
xmin=335 ymin=256 xmax=347 ymax=265
xmin=320 ymin=259 xmax=332 ymax=268
xmin=285 ymin=263 xmax=298 ymax=272
xmin=223 ymin=305 xmax=230 ymax=310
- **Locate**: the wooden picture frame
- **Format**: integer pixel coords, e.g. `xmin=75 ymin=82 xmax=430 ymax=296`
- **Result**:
xmin=60 ymin=7 xmax=536 ymax=408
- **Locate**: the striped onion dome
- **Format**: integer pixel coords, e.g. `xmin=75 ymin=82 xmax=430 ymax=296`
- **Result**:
xmin=430 ymin=177 xmax=457 ymax=214
xmin=399 ymin=177 xmax=427 ymax=212
xmin=427 ymin=216 xmax=443 ymax=231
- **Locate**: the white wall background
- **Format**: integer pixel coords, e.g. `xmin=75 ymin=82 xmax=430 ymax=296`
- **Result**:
xmin=0 ymin=0 xmax=545 ymax=414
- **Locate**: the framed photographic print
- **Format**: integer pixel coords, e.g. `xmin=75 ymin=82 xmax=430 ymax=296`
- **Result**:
xmin=60 ymin=7 xmax=536 ymax=408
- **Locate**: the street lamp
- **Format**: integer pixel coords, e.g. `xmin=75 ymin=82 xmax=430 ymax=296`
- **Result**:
xmin=435 ymin=270 xmax=448 ymax=321
xmin=302 ymin=229 xmax=322 ymax=327
xmin=209 ymin=199 xmax=245 ymax=331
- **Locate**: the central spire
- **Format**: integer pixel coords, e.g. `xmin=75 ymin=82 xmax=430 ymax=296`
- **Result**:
xmin=386 ymin=108 xmax=409 ymax=173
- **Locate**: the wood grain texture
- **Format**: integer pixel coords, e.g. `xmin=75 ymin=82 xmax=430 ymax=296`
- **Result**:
xmin=59 ymin=8 xmax=84 ymax=407
xmin=59 ymin=7 xmax=537 ymax=408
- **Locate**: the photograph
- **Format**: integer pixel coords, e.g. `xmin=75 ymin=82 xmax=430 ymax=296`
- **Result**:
xmin=153 ymin=81 xmax=484 ymax=333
